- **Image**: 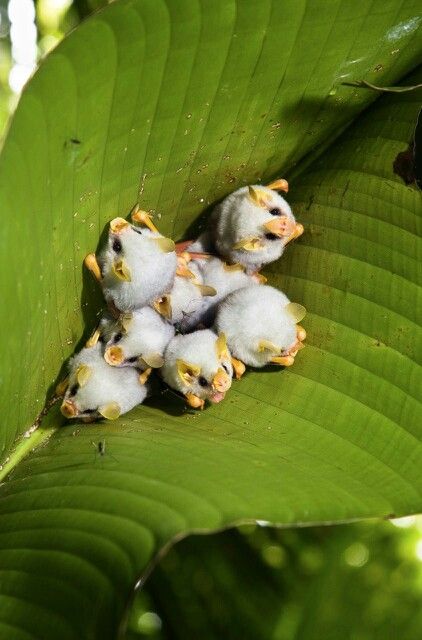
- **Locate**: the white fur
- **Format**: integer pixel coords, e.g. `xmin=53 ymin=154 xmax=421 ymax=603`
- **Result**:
xmin=104 ymin=307 xmax=174 ymax=368
xmin=186 ymin=231 xmax=214 ymax=253
xmin=167 ymin=264 xmax=206 ymax=332
xmin=214 ymin=285 xmax=297 ymax=367
xmin=98 ymin=224 xmax=177 ymax=311
xmin=211 ymin=185 xmax=296 ymax=272
xmin=161 ymin=329 xmax=233 ymax=402
xmin=63 ymin=343 xmax=148 ymax=419
xmin=192 ymin=256 xmax=259 ymax=326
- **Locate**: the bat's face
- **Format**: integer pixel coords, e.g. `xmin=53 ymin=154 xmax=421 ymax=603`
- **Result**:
xmin=60 ymin=344 xmax=146 ymax=421
xmin=103 ymin=314 xmax=142 ymax=367
xmin=103 ymin=310 xmax=172 ymax=369
xmin=165 ymin=331 xmax=233 ymax=403
xmin=215 ymin=185 xmax=303 ymax=271
xmin=99 ymin=218 xmax=177 ymax=310
xmin=231 ymin=186 xmax=296 ymax=256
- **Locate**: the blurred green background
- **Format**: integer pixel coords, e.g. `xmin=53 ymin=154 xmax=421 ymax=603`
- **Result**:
xmin=0 ymin=2 xmax=420 ymax=638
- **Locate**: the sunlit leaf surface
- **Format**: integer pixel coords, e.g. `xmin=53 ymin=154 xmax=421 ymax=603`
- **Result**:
xmin=0 ymin=1 xmax=420 ymax=638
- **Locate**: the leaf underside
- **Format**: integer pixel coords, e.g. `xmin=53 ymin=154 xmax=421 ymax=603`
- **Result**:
xmin=0 ymin=1 xmax=421 ymax=638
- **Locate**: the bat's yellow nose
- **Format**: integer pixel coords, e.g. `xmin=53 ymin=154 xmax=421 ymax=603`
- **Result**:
xmin=104 ymin=346 xmax=124 ymax=366
xmin=263 ymin=216 xmax=295 ymax=238
xmin=212 ymin=368 xmax=231 ymax=393
xmin=61 ymin=400 xmax=78 ymax=418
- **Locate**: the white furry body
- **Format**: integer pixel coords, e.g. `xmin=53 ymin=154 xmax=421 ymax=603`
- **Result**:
xmin=214 ymin=285 xmax=297 ymax=367
xmin=161 ymin=329 xmax=233 ymax=403
xmin=98 ymin=225 xmax=177 ymax=311
xmin=211 ymin=185 xmax=296 ymax=272
xmin=167 ymin=268 xmax=206 ymax=333
xmin=193 ymin=256 xmax=259 ymax=326
xmin=63 ymin=343 xmax=148 ymax=419
xmin=104 ymin=307 xmax=174 ymax=368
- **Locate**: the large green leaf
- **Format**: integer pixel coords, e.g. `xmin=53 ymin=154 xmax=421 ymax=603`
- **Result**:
xmin=0 ymin=0 xmax=421 ymax=638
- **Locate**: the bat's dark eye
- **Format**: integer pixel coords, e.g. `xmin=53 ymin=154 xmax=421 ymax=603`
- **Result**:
xmin=69 ymin=384 xmax=78 ymax=397
xmin=269 ymin=208 xmax=281 ymax=216
xmin=84 ymin=409 xmax=96 ymax=414
xmin=198 ymin=376 xmax=208 ymax=387
xmin=127 ymin=357 xmax=137 ymax=363
xmin=222 ymin=364 xmax=229 ymax=373
xmin=265 ymin=232 xmax=279 ymax=240
xmin=112 ymin=238 xmax=122 ymax=253
xmin=114 ymin=332 xmax=122 ymax=343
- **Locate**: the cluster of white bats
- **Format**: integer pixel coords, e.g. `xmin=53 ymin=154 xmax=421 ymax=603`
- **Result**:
xmin=58 ymin=179 xmax=306 ymax=420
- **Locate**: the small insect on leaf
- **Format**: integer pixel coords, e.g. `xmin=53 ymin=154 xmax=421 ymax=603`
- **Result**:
xmin=91 ymin=440 xmax=119 ymax=464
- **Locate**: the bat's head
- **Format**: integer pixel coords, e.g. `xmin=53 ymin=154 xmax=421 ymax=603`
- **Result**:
xmin=103 ymin=308 xmax=173 ymax=369
xmin=176 ymin=332 xmax=233 ymax=403
xmin=99 ymin=217 xmax=177 ymax=310
xmin=163 ymin=330 xmax=233 ymax=404
xmin=60 ymin=343 xmax=147 ymax=421
xmin=216 ymin=180 xmax=303 ymax=270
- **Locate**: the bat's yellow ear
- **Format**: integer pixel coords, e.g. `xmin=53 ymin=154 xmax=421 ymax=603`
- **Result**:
xmin=233 ymin=237 xmax=264 ymax=251
xmin=177 ymin=359 xmax=201 ymax=385
xmin=86 ymin=327 xmax=101 ymax=348
xmin=195 ymin=284 xmax=217 ymax=297
xmin=142 ymin=353 xmax=165 ymax=368
xmin=154 ymin=237 xmax=175 ymax=253
xmin=55 ymin=377 xmax=69 ymax=396
xmin=266 ymin=178 xmax=289 ymax=193
xmin=248 ymin=186 xmax=268 ymax=207
xmin=84 ymin=253 xmax=102 ymax=282
xmin=215 ymin=333 xmax=229 ymax=359
xmin=258 ymin=339 xmax=279 ymax=353
xmin=285 ymin=302 xmax=306 ymax=323
xmin=112 ymin=259 xmax=131 ymax=282
xmin=76 ymin=364 xmax=92 ymax=387
xmin=131 ymin=205 xmax=159 ymax=233
xmin=120 ymin=312 xmax=133 ymax=333
xmin=98 ymin=402 xmax=121 ymax=420
xmin=110 ymin=217 xmax=130 ymax=234
xmin=153 ymin=295 xmax=172 ymax=320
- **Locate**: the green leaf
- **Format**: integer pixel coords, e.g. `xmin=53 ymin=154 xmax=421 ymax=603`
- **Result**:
xmin=0 ymin=1 xmax=421 ymax=638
